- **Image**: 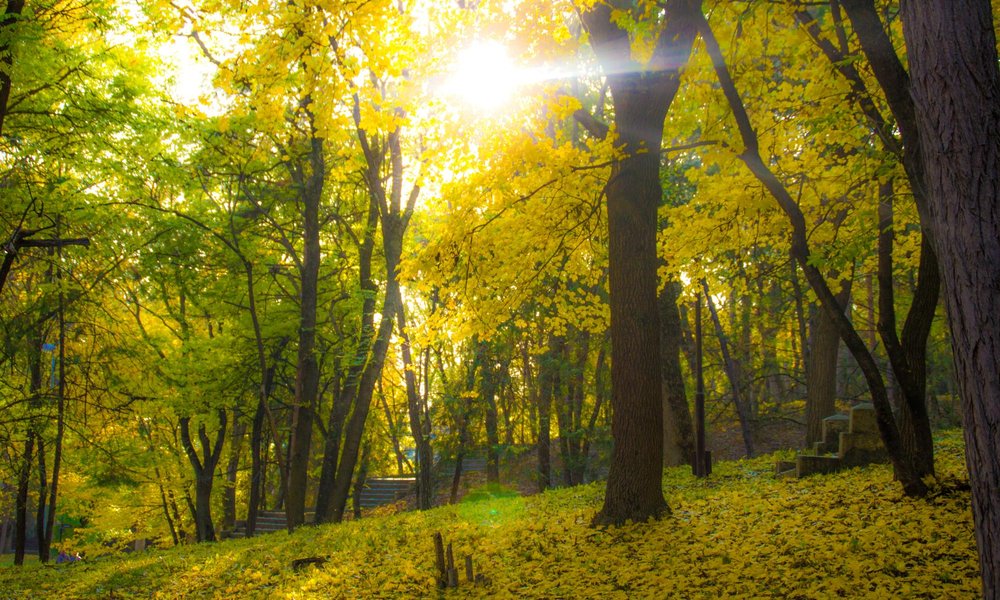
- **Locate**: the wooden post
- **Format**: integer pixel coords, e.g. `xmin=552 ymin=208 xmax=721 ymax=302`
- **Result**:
xmin=465 ymin=555 xmax=473 ymax=583
xmin=446 ymin=542 xmax=457 ymax=587
xmin=433 ymin=532 xmax=446 ymax=587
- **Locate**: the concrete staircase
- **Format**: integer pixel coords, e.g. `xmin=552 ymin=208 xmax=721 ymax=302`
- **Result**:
xmin=230 ymin=510 xmax=314 ymax=538
xmin=776 ymin=403 xmax=888 ymax=478
xmin=357 ymin=477 xmax=416 ymax=509
xmin=225 ymin=460 xmax=485 ymax=537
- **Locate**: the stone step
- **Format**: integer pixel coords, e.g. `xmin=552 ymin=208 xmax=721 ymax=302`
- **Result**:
xmin=357 ymin=477 xmax=415 ymax=509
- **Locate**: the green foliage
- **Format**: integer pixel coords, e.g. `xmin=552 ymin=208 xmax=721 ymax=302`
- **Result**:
xmin=0 ymin=432 xmax=979 ymax=598
xmin=461 ymin=483 xmax=521 ymax=504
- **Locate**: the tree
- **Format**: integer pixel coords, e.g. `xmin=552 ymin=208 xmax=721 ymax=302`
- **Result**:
xmin=900 ymin=0 xmax=1000 ymax=594
xmin=179 ymin=410 xmax=226 ymax=542
xmin=579 ymin=0 xmax=701 ymax=526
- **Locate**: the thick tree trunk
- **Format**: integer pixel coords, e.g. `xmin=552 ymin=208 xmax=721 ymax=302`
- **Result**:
xmin=901 ymin=2 xmax=1000 ymax=594
xmin=286 ymin=136 xmax=325 ymax=531
xmin=805 ymin=280 xmax=852 ymax=447
xmin=583 ymin=0 xmax=700 ymax=527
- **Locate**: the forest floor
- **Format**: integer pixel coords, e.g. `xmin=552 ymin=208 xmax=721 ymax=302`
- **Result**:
xmin=0 ymin=430 xmax=980 ymax=599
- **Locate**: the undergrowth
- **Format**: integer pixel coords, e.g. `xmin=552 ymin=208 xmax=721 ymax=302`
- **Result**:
xmin=0 ymin=430 xmax=979 ymax=598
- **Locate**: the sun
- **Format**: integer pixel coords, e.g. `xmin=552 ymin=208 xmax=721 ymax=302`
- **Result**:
xmin=444 ymin=41 xmax=520 ymax=112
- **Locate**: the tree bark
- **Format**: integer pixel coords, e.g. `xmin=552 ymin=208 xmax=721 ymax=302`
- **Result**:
xmin=477 ymin=341 xmax=501 ymax=485
xmin=876 ymin=181 xmax=937 ymax=478
xmin=805 ymin=279 xmax=852 ymax=447
xmin=582 ymin=0 xmax=700 ymax=527
xmin=660 ymin=281 xmax=695 ymax=467
xmin=536 ymin=336 xmax=559 ymax=492
xmin=0 ymin=0 xmax=25 ymax=138
xmin=285 ymin=134 xmax=325 ymax=530
xmin=702 ymin=280 xmax=754 ymax=457
xmin=179 ymin=410 xmax=227 ymax=543
xmin=222 ymin=410 xmax=245 ymax=531
xmin=322 ymin=114 xmax=418 ymax=523
xmin=801 ymin=0 xmax=940 ymax=479
xmin=901 ymin=1 xmax=1000 ymax=594
xmin=398 ymin=303 xmax=433 ymax=509
xmin=314 ymin=198 xmax=378 ymax=523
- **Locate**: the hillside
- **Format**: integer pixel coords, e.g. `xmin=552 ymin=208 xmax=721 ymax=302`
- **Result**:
xmin=1 ymin=431 xmax=979 ymax=599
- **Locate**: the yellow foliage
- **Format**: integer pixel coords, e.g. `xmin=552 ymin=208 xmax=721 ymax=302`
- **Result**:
xmin=0 ymin=431 xmax=980 ymax=598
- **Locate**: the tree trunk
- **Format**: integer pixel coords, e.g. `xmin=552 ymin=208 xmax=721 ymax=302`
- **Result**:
xmin=351 ymin=441 xmax=370 ymax=519
xmin=805 ymin=279 xmax=852 ymax=447
xmin=398 ymin=303 xmax=433 ymax=509
xmin=14 ymin=431 xmax=34 ymax=566
xmin=702 ymin=280 xmax=754 ymax=457
xmin=696 ymin=11 xmax=926 ymax=496
xmin=901 ymin=1 xmax=1000 ymax=593
xmin=876 ymin=182 xmax=938 ymax=478
xmin=222 ymin=412 xmax=245 ymax=532
xmin=179 ymin=410 xmax=227 ymax=543
xmin=582 ymin=0 xmax=700 ymax=526
xmin=35 ymin=437 xmax=47 ymax=562
xmin=286 ymin=136 xmax=325 ymax=531
xmin=477 ymin=341 xmax=501 ymax=485
xmin=314 ymin=198 xmax=378 ymax=523
xmin=14 ymin=329 xmax=43 ymax=566
xmin=42 ymin=283 xmax=67 ymax=559
xmin=0 ymin=0 xmax=25 ymax=138
xmin=536 ymin=336 xmax=560 ymax=492
xmin=155 ymin=468 xmax=179 ymax=546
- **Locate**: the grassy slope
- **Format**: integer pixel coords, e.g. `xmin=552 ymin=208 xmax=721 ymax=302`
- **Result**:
xmin=1 ymin=431 xmax=979 ymax=599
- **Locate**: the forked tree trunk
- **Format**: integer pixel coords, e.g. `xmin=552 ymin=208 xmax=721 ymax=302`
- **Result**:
xmin=901 ymin=1 xmax=1000 ymax=594
xmin=179 ymin=410 xmax=227 ymax=543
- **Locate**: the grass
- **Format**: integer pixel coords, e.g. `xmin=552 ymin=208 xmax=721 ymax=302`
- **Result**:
xmin=0 ymin=430 xmax=980 ymax=599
